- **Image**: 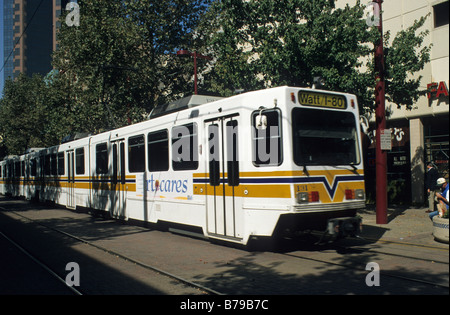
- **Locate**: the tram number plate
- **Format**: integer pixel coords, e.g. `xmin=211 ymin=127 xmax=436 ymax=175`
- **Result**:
xmin=298 ymin=91 xmax=347 ymax=109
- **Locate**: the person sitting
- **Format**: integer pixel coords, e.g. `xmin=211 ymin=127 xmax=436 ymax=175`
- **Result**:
xmin=425 ymin=163 xmax=440 ymax=213
xmin=429 ymin=178 xmax=449 ymax=220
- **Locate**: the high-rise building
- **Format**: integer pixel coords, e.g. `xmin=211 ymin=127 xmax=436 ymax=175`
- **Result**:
xmin=53 ymin=0 xmax=71 ymax=51
xmin=1 ymin=0 xmax=70 ymax=84
xmin=2 ymin=0 xmax=14 ymax=82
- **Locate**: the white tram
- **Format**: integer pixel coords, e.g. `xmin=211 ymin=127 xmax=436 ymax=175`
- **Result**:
xmin=0 ymin=86 xmax=365 ymax=245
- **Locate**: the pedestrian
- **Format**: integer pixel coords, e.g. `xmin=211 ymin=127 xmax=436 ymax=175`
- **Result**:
xmin=429 ymin=178 xmax=449 ymax=221
xmin=425 ymin=162 xmax=440 ymax=213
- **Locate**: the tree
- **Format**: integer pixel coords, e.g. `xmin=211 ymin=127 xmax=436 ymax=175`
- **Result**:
xmin=0 ymin=74 xmax=52 ymax=155
xmin=199 ymin=0 xmax=431 ymax=114
xmin=383 ymin=15 xmax=431 ymax=110
xmin=1 ymin=0 xmax=211 ymax=155
xmin=52 ymin=0 xmax=212 ymax=133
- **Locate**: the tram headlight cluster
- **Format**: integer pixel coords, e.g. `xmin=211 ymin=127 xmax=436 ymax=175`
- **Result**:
xmin=296 ymin=191 xmax=320 ymax=203
xmin=345 ymin=189 xmax=365 ymax=200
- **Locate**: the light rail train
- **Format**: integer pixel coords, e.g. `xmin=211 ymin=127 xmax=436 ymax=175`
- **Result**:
xmin=0 ymin=86 xmax=365 ymax=245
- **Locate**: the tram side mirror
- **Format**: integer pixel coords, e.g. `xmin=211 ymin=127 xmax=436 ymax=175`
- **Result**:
xmin=256 ymin=114 xmax=267 ymax=130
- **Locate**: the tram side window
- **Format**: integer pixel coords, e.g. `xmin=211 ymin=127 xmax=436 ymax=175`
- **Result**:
xmin=13 ymin=162 xmax=18 ymax=178
xmin=227 ymin=120 xmax=240 ymax=186
xmin=58 ymin=152 xmax=65 ymax=175
xmin=51 ymin=154 xmax=57 ymax=176
xmin=96 ymin=143 xmax=109 ymax=175
xmin=251 ymin=109 xmax=283 ymax=166
xmin=31 ymin=159 xmax=37 ymax=177
xmin=148 ymin=130 xmax=169 ymax=172
xmin=76 ymin=148 xmax=85 ymax=175
xmin=16 ymin=161 xmax=21 ymax=177
xmin=172 ymin=123 xmax=198 ymax=171
xmin=128 ymin=135 xmax=145 ymax=173
xmin=44 ymin=155 xmax=51 ymax=176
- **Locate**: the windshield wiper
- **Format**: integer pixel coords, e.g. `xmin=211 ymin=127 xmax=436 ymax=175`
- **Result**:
xmin=303 ymin=165 xmax=310 ymax=176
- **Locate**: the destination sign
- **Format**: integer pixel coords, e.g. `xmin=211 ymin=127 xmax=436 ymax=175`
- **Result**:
xmin=298 ymin=91 xmax=347 ymax=109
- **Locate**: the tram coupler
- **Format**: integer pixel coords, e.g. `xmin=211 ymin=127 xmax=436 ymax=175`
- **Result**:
xmin=327 ymin=216 xmax=362 ymax=238
xmin=316 ymin=216 xmax=362 ymax=245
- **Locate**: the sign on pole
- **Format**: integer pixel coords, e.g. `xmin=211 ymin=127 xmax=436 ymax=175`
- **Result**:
xmin=380 ymin=129 xmax=392 ymax=151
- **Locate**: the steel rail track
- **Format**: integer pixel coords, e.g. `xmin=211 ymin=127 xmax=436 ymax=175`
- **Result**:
xmin=281 ymin=250 xmax=449 ymax=290
xmin=359 ymin=236 xmax=449 ymax=251
xmin=7 ymin=210 xmax=223 ymax=296
xmin=309 ymin=230 xmax=449 ymax=251
xmin=0 ymin=231 xmax=83 ymax=295
xmin=331 ymin=242 xmax=449 ymax=265
xmin=2 ymin=201 xmax=447 ymax=294
xmin=278 ymin=232 xmax=449 ymax=290
xmin=308 ymin=231 xmax=449 ymax=264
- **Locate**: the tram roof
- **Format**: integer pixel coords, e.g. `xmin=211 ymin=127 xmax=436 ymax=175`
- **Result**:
xmin=148 ymin=94 xmax=224 ymax=120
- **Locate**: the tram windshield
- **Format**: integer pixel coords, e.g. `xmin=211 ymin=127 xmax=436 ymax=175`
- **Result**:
xmin=292 ymin=108 xmax=360 ymax=166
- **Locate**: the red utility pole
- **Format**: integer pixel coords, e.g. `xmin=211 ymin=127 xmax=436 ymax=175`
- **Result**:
xmin=177 ymin=50 xmax=212 ymax=95
xmin=193 ymin=52 xmax=198 ymax=95
xmin=374 ymin=0 xmax=388 ymax=224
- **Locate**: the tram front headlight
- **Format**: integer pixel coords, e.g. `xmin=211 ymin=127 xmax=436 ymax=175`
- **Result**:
xmin=297 ymin=192 xmax=309 ymax=203
xmin=355 ymin=189 xmax=365 ymax=200
xmin=296 ymin=191 xmax=320 ymax=203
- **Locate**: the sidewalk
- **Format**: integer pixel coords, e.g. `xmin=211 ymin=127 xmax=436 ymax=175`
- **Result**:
xmin=357 ymin=205 xmax=449 ymax=247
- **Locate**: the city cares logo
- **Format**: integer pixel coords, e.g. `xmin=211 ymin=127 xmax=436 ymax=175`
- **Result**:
xmin=66 ymin=1 xmax=80 ymax=27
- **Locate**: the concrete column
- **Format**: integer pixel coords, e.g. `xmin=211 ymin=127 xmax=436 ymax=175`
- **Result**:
xmin=409 ymin=118 xmax=425 ymax=205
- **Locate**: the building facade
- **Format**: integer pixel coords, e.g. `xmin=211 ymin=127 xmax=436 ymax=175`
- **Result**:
xmin=338 ymin=0 xmax=449 ymax=205
xmin=2 ymin=0 xmax=70 ymax=82
xmin=2 ymin=0 xmax=15 ymax=81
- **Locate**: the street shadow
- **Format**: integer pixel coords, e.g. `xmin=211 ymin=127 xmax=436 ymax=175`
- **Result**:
xmin=2 ymin=196 xmax=447 ymax=296
xmin=0 ymin=195 xmax=155 ymax=245
xmin=0 ymin=203 xmax=202 ymax=295
xmin=190 ymin=247 xmax=448 ymax=295
xmin=354 ymin=205 xmax=407 ymax=242
xmin=387 ymin=206 xmax=409 ymax=222
xmin=190 ymin=236 xmax=448 ymax=295
xmin=362 ymin=204 xmax=410 ymax=223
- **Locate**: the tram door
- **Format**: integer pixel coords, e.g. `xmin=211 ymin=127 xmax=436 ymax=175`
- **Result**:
xmin=204 ymin=115 xmax=242 ymax=240
xmin=67 ymin=150 xmax=76 ymax=209
xmin=111 ymin=140 xmax=126 ymax=219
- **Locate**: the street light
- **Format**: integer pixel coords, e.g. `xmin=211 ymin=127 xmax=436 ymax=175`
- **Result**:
xmin=176 ymin=50 xmax=212 ymax=95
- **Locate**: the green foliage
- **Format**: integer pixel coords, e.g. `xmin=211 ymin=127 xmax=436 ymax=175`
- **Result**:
xmin=384 ymin=15 xmax=431 ymax=110
xmin=0 ymin=0 xmax=432 ymax=156
xmin=1 ymin=0 xmax=211 ymax=156
xmin=0 ymin=73 xmax=67 ymax=154
xmin=200 ymin=0 xmax=378 ymax=106
xmin=200 ymin=0 xmax=431 ymax=113
xmin=52 ymin=0 xmax=211 ymax=132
